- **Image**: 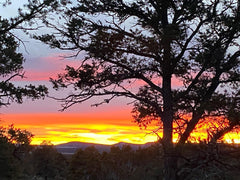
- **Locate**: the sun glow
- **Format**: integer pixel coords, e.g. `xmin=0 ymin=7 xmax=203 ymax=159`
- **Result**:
xmin=1 ymin=113 xmax=240 ymax=145
xmin=29 ymin=125 xmax=159 ymax=145
xmin=1 ymin=113 xmax=158 ymax=145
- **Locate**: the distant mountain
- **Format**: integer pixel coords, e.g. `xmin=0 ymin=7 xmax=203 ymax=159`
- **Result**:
xmin=55 ymin=142 xmax=111 ymax=154
xmin=55 ymin=141 xmax=155 ymax=155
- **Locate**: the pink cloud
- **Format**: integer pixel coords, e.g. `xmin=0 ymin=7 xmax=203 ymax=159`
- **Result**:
xmin=12 ymin=53 xmax=83 ymax=81
xmin=13 ymin=52 xmax=185 ymax=89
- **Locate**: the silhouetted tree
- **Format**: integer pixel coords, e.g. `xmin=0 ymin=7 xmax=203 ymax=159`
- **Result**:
xmin=0 ymin=125 xmax=33 ymax=179
xmin=0 ymin=0 xmax=63 ymax=106
xmin=68 ymin=146 xmax=101 ymax=180
xmin=100 ymin=144 xmax=163 ymax=180
xmin=36 ymin=1 xmax=240 ymax=179
xmin=30 ymin=141 xmax=68 ymax=180
xmin=102 ymin=145 xmax=135 ymax=179
xmin=133 ymin=144 xmax=163 ymax=180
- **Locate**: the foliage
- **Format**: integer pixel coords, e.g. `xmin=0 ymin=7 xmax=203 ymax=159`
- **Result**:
xmin=30 ymin=143 xmax=68 ymax=180
xmin=99 ymin=144 xmax=163 ymax=180
xmin=2 ymin=139 xmax=240 ymax=180
xmin=65 ymin=143 xmax=240 ymax=180
xmin=68 ymin=146 xmax=102 ymax=180
xmin=177 ymin=143 xmax=240 ymax=180
xmin=0 ymin=0 xmax=62 ymax=106
xmin=0 ymin=124 xmax=33 ymax=179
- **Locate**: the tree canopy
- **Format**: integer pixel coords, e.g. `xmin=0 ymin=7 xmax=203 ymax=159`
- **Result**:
xmin=0 ymin=124 xmax=33 ymax=179
xmin=0 ymin=0 xmax=61 ymax=107
xmin=36 ymin=0 xmax=240 ymax=179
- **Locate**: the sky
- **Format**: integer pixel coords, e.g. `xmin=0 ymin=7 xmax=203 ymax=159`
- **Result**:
xmin=0 ymin=1 xmax=161 ymax=145
xmin=0 ymin=37 xmax=159 ymax=145
xmin=1 ymin=1 xmax=240 ymax=145
xmin=1 ymin=47 xmax=160 ymax=145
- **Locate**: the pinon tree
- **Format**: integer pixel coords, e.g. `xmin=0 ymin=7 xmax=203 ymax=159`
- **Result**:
xmin=0 ymin=0 xmax=62 ymax=107
xmin=36 ymin=0 xmax=240 ymax=179
xmin=0 ymin=124 xmax=34 ymax=179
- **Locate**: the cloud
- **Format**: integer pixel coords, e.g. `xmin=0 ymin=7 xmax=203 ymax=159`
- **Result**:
xmin=12 ymin=52 xmax=83 ymax=81
xmin=3 ymin=113 xmax=240 ymax=145
xmin=16 ymin=52 xmax=185 ymax=90
xmin=1 ymin=112 xmax=157 ymax=145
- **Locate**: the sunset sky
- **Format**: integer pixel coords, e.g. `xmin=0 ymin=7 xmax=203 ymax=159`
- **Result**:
xmin=1 ymin=1 xmax=240 ymax=145
xmin=1 ymin=49 xmax=159 ymax=145
xmin=1 ymin=47 xmax=239 ymax=145
xmin=0 ymin=0 xmax=161 ymax=145
xmin=0 ymin=4 xmax=157 ymax=145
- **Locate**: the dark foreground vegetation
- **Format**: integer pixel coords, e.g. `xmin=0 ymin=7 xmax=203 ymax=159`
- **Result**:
xmin=2 ymin=137 xmax=240 ymax=180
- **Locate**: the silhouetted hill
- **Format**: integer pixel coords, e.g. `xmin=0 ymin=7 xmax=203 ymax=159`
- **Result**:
xmin=55 ymin=141 xmax=155 ymax=154
xmin=56 ymin=142 xmax=111 ymax=154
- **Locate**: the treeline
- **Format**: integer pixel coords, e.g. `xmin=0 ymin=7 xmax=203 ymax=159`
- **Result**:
xmin=0 ymin=139 xmax=162 ymax=180
xmin=2 ymin=135 xmax=240 ymax=180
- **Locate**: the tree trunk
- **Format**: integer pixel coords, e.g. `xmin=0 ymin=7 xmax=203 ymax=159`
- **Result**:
xmin=161 ymin=3 xmax=178 ymax=177
xmin=163 ymin=152 xmax=178 ymax=180
xmin=162 ymin=119 xmax=178 ymax=180
xmin=162 ymin=71 xmax=178 ymax=180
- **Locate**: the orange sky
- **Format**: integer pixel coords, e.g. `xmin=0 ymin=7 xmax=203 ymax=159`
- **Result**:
xmin=1 ymin=111 xmax=158 ymax=145
xmin=2 ymin=112 xmax=240 ymax=145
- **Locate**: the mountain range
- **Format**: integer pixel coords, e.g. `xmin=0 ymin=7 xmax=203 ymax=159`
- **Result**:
xmin=55 ymin=141 xmax=155 ymax=155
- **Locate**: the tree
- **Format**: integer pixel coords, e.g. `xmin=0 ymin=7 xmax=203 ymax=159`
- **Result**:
xmin=30 ymin=142 xmax=68 ymax=180
xmin=0 ymin=0 xmax=63 ymax=106
xmin=68 ymin=146 xmax=101 ymax=180
xmin=36 ymin=1 xmax=240 ymax=179
xmin=100 ymin=145 xmax=134 ymax=179
xmin=0 ymin=124 xmax=33 ymax=179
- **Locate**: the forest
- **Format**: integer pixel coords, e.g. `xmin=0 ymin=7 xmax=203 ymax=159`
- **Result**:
xmin=1 ymin=125 xmax=240 ymax=180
